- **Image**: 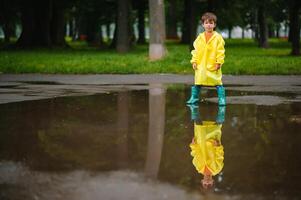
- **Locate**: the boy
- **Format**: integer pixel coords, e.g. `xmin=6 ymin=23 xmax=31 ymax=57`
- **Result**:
xmin=186 ymin=12 xmax=226 ymax=106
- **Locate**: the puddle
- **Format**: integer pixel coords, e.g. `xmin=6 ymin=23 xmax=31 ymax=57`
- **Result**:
xmin=0 ymin=85 xmax=301 ymax=199
xmin=21 ymin=81 xmax=60 ymax=85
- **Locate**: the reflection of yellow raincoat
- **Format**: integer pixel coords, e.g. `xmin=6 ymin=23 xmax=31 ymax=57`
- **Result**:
xmin=190 ymin=31 xmax=225 ymax=86
xmin=190 ymin=121 xmax=224 ymax=175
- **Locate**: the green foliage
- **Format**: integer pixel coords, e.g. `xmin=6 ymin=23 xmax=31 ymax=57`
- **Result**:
xmin=0 ymin=39 xmax=300 ymax=75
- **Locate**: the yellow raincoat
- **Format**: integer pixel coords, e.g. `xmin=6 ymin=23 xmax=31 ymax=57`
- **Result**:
xmin=190 ymin=121 xmax=224 ymax=175
xmin=190 ymin=31 xmax=225 ymax=86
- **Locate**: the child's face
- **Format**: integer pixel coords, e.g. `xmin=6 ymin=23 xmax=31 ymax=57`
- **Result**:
xmin=202 ymin=19 xmax=216 ymax=33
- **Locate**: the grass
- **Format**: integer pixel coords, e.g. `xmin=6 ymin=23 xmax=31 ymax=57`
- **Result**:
xmin=0 ymin=38 xmax=300 ymax=74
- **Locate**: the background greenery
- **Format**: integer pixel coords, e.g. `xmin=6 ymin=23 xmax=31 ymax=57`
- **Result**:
xmin=0 ymin=38 xmax=300 ymax=74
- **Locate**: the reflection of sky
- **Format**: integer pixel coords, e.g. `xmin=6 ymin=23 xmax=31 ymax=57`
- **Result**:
xmin=0 ymin=161 xmax=203 ymax=200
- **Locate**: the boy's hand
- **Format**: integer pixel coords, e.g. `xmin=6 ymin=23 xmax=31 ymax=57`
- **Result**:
xmin=192 ymin=63 xmax=197 ymax=70
xmin=215 ymin=64 xmax=221 ymax=71
xmin=213 ymin=140 xmax=220 ymax=146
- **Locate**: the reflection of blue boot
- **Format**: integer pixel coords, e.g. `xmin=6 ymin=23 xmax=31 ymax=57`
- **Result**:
xmin=187 ymin=104 xmax=200 ymax=121
xmin=186 ymin=85 xmax=200 ymax=104
xmin=216 ymin=106 xmax=226 ymax=124
xmin=216 ymin=85 xmax=226 ymax=106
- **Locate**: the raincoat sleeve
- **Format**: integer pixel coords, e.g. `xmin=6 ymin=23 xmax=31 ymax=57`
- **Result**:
xmin=216 ymin=36 xmax=225 ymax=65
xmin=190 ymin=36 xmax=200 ymax=64
xmin=190 ymin=142 xmax=201 ymax=157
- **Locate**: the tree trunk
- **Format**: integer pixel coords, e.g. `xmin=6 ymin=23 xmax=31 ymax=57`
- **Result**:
xmin=86 ymin=19 xmax=105 ymax=48
xmin=3 ymin=22 xmax=13 ymax=43
xmin=33 ymin=0 xmax=52 ymax=46
xmin=149 ymin=0 xmax=167 ymax=60
xmin=128 ymin=6 xmax=136 ymax=46
xmin=106 ymin=22 xmax=111 ymax=40
xmin=252 ymin=9 xmax=259 ymax=41
xmin=276 ymin=24 xmax=280 ymax=38
xmin=228 ymin=27 xmax=232 ymax=39
xmin=189 ymin=1 xmax=197 ymax=51
xmin=117 ymin=92 xmax=130 ymax=168
xmin=289 ymin=0 xmax=300 ymax=55
xmin=50 ymin=1 xmax=66 ymax=47
xmin=241 ymin=27 xmax=245 ymax=39
xmin=284 ymin=23 xmax=288 ymax=38
xmin=110 ymin=22 xmax=117 ymax=48
xmin=145 ymin=84 xmax=166 ymax=178
xmin=181 ymin=0 xmax=191 ymax=44
xmin=268 ymin=24 xmax=274 ymax=38
xmin=17 ymin=0 xmax=53 ymax=47
xmin=16 ymin=2 xmax=36 ymax=47
xmin=77 ymin=16 xmax=87 ymax=41
xmin=86 ymin=16 xmax=98 ymax=44
xmin=73 ymin=18 xmax=78 ymax=41
xmin=137 ymin=2 xmax=146 ymax=44
xmin=181 ymin=0 xmax=197 ymax=51
xmin=166 ymin=0 xmax=178 ymax=39
xmin=257 ymin=3 xmax=269 ymax=48
xmin=117 ymin=0 xmax=130 ymax=53
xmin=288 ymin=24 xmax=292 ymax=42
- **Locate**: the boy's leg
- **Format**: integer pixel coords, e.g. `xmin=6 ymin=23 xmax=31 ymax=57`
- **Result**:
xmin=216 ymin=106 xmax=226 ymax=124
xmin=187 ymin=104 xmax=201 ymax=122
xmin=186 ymin=85 xmax=201 ymax=104
xmin=216 ymin=85 xmax=226 ymax=106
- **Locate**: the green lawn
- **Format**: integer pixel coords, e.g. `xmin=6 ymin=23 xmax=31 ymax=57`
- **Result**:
xmin=0 ymin=39 xmax=300 ymax=74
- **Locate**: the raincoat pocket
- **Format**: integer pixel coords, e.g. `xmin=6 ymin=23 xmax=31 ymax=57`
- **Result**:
xmin=206 ymin=64 xmax=216 ymax=71
xmin=206 ymin=56 xmax=216 ymax=71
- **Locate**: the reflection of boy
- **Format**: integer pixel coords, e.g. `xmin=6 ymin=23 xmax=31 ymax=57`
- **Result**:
xmin=190 ymin=121 xmax=224 ymax=189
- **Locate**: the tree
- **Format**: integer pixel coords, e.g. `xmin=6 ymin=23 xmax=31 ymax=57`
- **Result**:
xmin=269 ymin=0 xmax=287 ymax=38
xmin=133 ymin=0 xmax=147 ymax=44
xmin=16 ymin=0 xmax=74 ymax=48
xmin=0 ymin=0 xmax=19 ymax=44
xmin=257 ymin=0 xmax=269 ymax=48
xmin=149 ymin=0 xmax=167 ymax=60
xmin=181 ymin=0 xmax=198 ymax=51
xmin=145 ymin=84 xmax=166 ymax=178
xmin=116 ymin=0 xmax=131 ymax=52
xmin=166 ymin=0 xmax=179 ymax=39
xmin=51 ymin=1 xmax=67 ymax=46
xmin=16 ymin=0 xmax=52 ymax=47
xmin=73 ymin=0 xmax=115 ymax=47
xmin=216 ymin=0 xmax=242 ymax=39
xmin=289 ymin=0 xmax=300 ymax=55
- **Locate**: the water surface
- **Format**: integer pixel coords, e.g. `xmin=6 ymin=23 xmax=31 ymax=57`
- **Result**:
xmin=0 ymin=84 xmax=301 ymax=200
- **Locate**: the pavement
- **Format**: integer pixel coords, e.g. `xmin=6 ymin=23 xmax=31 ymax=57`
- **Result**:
xmin=0 ymin=74 xmax=301 ymax=105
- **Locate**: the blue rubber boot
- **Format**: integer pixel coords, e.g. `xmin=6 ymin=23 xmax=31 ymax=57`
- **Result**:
xmin=216 ymin=85 xmax=226 ymax=106
xmin=216 ymin=106 xmax=226 ymax=124
xmin=186 ymin=85 xmax=200 ymax=104
xmin=187 ymin=104 xmax=200 ymax=121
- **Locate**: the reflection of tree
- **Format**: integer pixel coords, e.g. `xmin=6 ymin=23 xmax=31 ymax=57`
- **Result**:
xmin=26 ymin=95 xmax=119 ymax=170
xmin=116 ymin=91 xmax=130 ymax=168
xmin=222 ymin=103 xmax=301 ymax=195
xmin=155 ymin=86 xmax=194 ymax=185
xmin=37 ymin=119 xmax=117 ymax=170
xmin=36 ymin=92 xmax=131 ymax=170
xmin=145 ymin=84 xmax=166 ymax=178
